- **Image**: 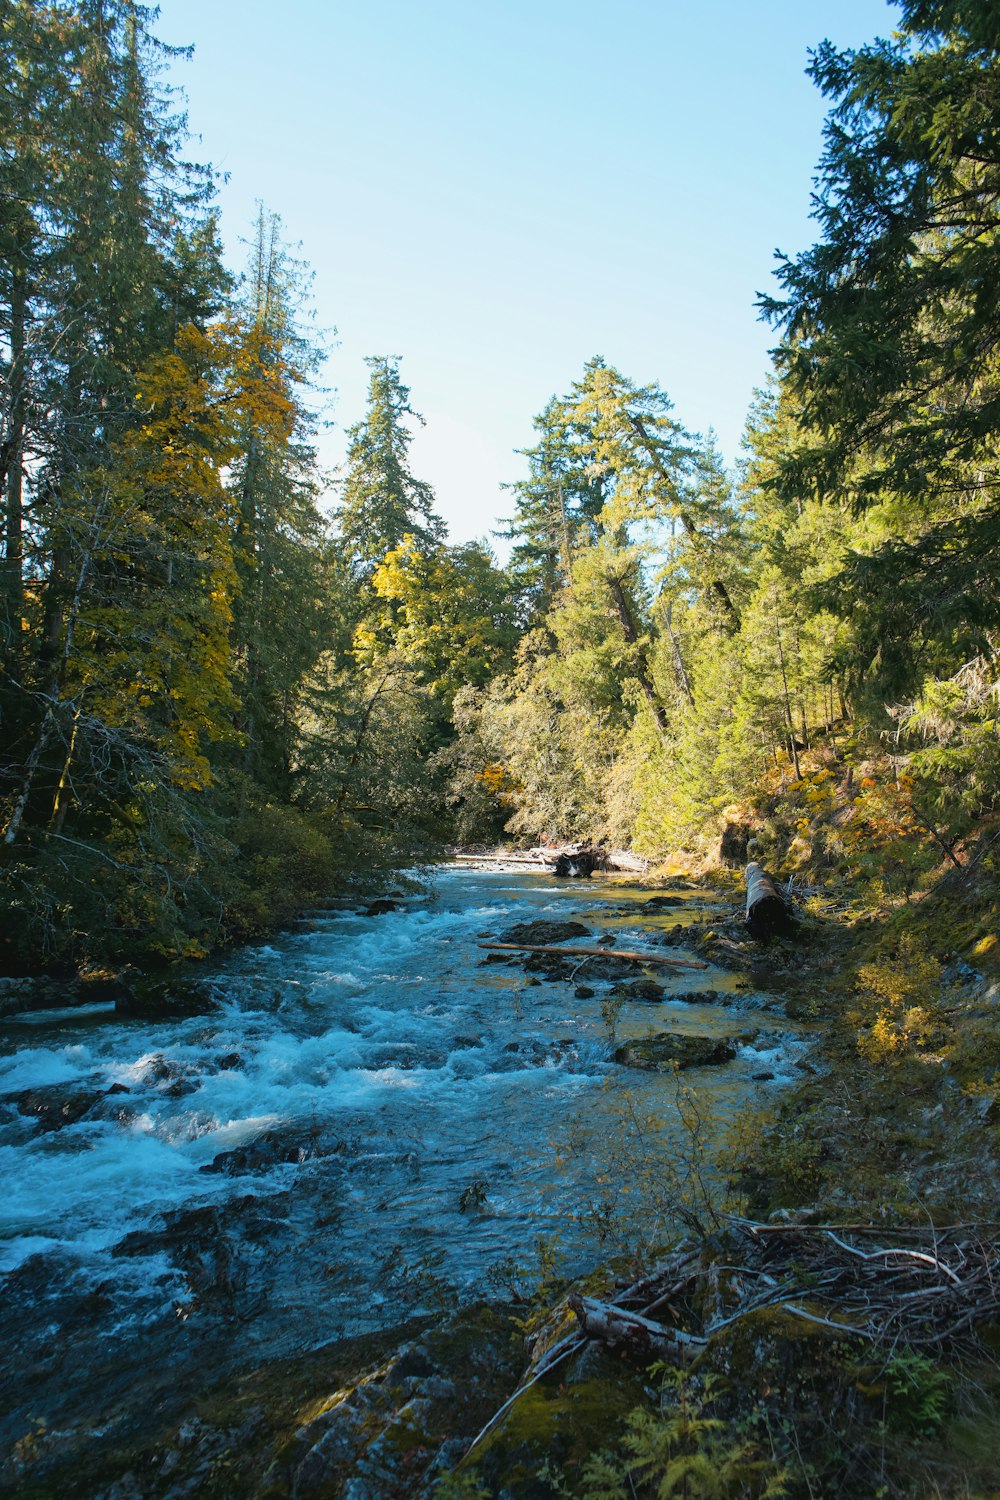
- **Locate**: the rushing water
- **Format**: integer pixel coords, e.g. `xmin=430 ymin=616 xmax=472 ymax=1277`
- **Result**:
xmin=0 ymin=867 xmax=805 ymax=1449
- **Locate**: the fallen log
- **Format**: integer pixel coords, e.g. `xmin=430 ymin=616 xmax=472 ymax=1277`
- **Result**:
xmin=568 ymin=1293 xmax=706 ymax=1359
xmin=450 ymin=846 xmax=649 ymax=874
xmin=745 ymin=861 xmax=793 ymax=940
xmin=450 ymin=853 xmax=549 ymax=865
xmin=479 ymin=942 xmax=709 ymax=970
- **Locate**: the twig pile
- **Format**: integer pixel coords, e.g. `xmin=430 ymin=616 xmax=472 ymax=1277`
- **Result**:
xmin=466 ymin=1219 xmax=1000 ymax=1459
xmin=591 ymin=1217 xmax=1000 ymax=1359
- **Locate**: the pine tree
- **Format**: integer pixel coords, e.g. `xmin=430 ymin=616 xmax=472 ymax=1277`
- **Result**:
xmin=499 ymin=395 xmax=605 ymax=622
xmin=226 ymin=207 xmax=336 ymax=794
xmin=336 ymin=357 xmax=444 ymax=576
xmin=761 ymin=0 xmax=1000 ymax=695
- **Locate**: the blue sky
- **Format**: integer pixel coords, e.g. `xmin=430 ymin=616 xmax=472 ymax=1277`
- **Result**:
xmin=159 ymin=0 xmax=897 ymax=547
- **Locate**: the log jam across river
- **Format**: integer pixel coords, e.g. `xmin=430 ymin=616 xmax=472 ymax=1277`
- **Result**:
xmin=0 ymin=867 xmax=807 ymax=1452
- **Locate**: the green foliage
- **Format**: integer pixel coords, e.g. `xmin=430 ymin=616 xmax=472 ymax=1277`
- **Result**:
xmin=336 ymin=356 xmax=445 ymax=577
xmin=433 ymin=1470 xmax=492 ymax=1500
xmin=571 ymin=1368 xmax=787 ymax=1500
xmin=5 ymin=0 xmax=1000 ymax=982
xmin=761 ymin=6 xmax=1000 ymax=701
xmin=884 ymin=1349 xmax=951 ymax=1436
xmin=854 ymin=934 xmax=944 ymax=1064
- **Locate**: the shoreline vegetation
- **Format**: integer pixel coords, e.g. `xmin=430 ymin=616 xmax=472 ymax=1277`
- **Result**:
xmin=4 ymin=0 xmax=1000 ymax=1494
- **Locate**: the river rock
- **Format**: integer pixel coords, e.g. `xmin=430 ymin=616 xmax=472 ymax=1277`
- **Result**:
xmin=499 ymin=919 xmax=590 ymax=945
xmin=523 ymin=952 xmax=574 ymax=980
xmin=577 ymin=954 xmax=647 ymax=980
xmin=139 ymin=1054 xmax=201 ymax=1097
xmin=7 ymin=1082 xmax=106 ymax=1132
xmin=113 ymin=1195 xmax=288 ymax=1264
xmin=78 ymin=968 xmax=143 ymax=1004
xmin=641 ymin=895 xmax=684 ymax=910
xmin=612 ymin=978 xmax=666 ymax=1002
xmin=613 ymin=1033 xmax=738 ymax=1070
xmin=0 ymin=974 xmax=82 ymax=1017
xmin=200 ymin=1126 xmax=321 ymax=1175
xmin=115 ymin=974 xmax=219 ymax=1020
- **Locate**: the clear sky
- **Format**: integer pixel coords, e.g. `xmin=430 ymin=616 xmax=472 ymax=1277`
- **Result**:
xmin=157 ymin=0 xmax=897 ymax=548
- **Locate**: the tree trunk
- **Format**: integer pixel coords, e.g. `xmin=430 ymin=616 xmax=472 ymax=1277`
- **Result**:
xmin=774 ymin=619 xmax=801 ymax=780
xmin=664 ymin=599 xmax=695 ymax=705
xmin=604 ymin=571 xmax=669 ymax=737
xmin=4 ymin=549 xmax=91 ymax=846
xmin=745 ymin=862 xmax=793 ymax=940
xmin=625 ymin=411 xmax=741 ymax=629
xmin=3 ymin=266 xmax=27 ymax=663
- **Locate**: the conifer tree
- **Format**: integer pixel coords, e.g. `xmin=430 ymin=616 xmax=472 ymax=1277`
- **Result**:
xmin=762 ymin=0 xmax=1000 ymax=696
xmin=499 ymin=396 xmax=604 ymax=622
xmin=336 ymin=357 xmax=444 ymax=576
xmin=227 ymin=207 xmax=336 ymax=794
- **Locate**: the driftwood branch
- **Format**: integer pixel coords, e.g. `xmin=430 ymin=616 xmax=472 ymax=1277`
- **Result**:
xmin=463 ymin=1217 xmax=1000 ymax=1477
xmin=479 ymin=942 xmax=709 ymax=970
xmin=568 ymin=1294 xmax=706 ymax=1358
xmin=462 ymin=1334 xmax=587 ymax=1460
xmin=467 ymin=1217 xmax=1000 ymax=1464
xmin=607 ymin=1221 xmax=1000 ymax=1357
xmin=451 ymin=853 xmax=550 ymax=866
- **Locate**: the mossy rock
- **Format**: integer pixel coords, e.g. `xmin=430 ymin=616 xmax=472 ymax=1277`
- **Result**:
xmin=613 ymin=1033 xmax=738 ymax=1070
xmin=499 ymin=920 xmax=591 ymax=945
xmin=469 ymin=1349 xmax=646 ymax=1496
xmin=115 ymin=974 xmax=220 ymax=1019
xmin=612 ymin=978 xmax=666 ymax=1002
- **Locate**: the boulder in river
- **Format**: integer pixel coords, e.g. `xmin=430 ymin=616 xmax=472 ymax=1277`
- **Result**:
xmin=612 ymin=978 xmax=666 ymax=1003
xmin=6 ymin=1083 xmax=106 ymax=1132
xmin=200 ymin=1126 xmax=323 ymax=1175
xmin=552 ymin=847 xmax=609 ymax=878
xmin=0 ymin=974 xmax=82 ymax=1017
xmin=499 ymin=919 xmax=590 ymax=945
xmin=115 ymin=974 xmax=219 ymax=1020
xmin=613 ymin=1033 xmax=738 ymax=1070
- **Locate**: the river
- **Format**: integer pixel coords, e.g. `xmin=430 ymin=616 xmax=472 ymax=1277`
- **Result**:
xmin=0 ymin=866 xmax=804 ymax=1456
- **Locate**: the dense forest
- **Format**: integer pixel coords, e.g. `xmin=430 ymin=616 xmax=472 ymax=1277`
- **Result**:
xmin=2 ymin=0 xmax=998 ymax=974
xmin=4 ymin=2 xmax=1000 ymax=1497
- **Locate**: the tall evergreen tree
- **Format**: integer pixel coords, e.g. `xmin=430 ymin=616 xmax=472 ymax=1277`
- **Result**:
xmin=227 ymin=207 xmax=337 ymax=794
xmin=336 ymin=356 xmax=444 ymax=576
xmin=499 ymin=395 xmax=605 ymax=622
xmin=761 ymin=0 xmax=1000 ymax=696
